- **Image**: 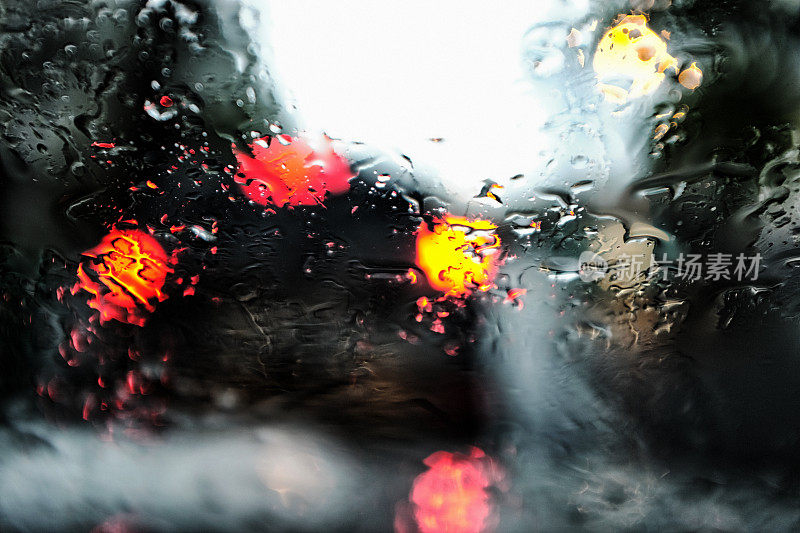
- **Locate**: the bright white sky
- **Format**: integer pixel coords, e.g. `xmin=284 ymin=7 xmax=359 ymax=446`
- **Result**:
xmin=258 ymin=0 xmax=567 ymax=196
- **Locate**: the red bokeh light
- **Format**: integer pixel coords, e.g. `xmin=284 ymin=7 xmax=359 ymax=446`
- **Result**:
xmin=233 ymin=134 xmax=354 ymax=208
xmin=73 ymin=229 xmax=172 ymax=327
xmin=401 ymin=448 xmax=498 ymax=533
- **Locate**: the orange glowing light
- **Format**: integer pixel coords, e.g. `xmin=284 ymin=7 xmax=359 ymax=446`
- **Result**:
xmin=233 ymin=134 xmax=354 ymax=208
xmin=415 ymin=216 xmax=500 ymax=297
xmin=73 ymin=229 xmax=172 ymax=326
xmin=409 ymin=448 xmax=494 ymax=533
xmin=593 ymin=15 xmax=678 ymax=103
xmin=653 ymin=123 xmax=670 ymax=140
xmin=678 ymin=61 xmax=703 ymax=90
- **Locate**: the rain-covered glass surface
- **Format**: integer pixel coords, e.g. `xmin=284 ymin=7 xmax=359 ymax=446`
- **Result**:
xmin=2 ymin=0 xmax=800 ymax=531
